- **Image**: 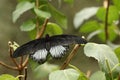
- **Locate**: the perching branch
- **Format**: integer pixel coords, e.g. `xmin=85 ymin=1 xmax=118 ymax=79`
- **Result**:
xmin=22 ymin=56 xmax=29 ymax=68
xmin=8 ymin=41 xmax=20 ymax=68
xmin=60 ymin=44 xmax=80 ymax=70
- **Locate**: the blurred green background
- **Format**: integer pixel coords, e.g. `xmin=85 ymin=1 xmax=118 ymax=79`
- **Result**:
xmin=0 ymin=0 xmax=103 ymax=79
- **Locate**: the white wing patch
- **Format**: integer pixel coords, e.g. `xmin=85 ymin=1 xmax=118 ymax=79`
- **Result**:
xmin=50 ymin=45 xmax=67 ymax=58
xmin=31 ymin=49 xmax=48 ymax=61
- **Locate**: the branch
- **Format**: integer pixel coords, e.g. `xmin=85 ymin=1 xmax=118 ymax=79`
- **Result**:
xmin=8 ymin=41 xmax=20 ymax=68
xmin=24 ymin=67 xmax=27 ymax=80
xmin=36 ymin=18 xmax=49 ymax=39
xmin=104 ymin=0 xmax=110 ymax=42
xmin=60 ymin=44 xmax=80 ymax=70
xmin=0 ymin=61 xmax=18 ymax=70
xmin=22 ymin=55 xmax=29 ymax=68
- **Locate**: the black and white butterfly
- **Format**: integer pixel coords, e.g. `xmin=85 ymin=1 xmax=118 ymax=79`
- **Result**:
xmin=12 ymin=34 xmax=87 ymax=64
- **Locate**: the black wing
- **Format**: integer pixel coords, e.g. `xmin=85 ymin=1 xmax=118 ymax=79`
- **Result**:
xmin=48 ymin=35 xmax=87 ymax=46
xmin=12 ymin=38 xmax=46 ymax=58
xmin=12 ymin=34 xmax=87 ymax=63
xmin=47 ymin=35 xmax=87 ymax=58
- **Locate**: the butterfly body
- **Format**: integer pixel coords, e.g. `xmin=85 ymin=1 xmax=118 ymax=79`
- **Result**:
xmin=12 ymin=34 xmax=87 ymax=64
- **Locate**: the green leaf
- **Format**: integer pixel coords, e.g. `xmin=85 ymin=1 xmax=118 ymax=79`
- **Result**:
xmin=44 ymin=22 xmax=63 ymax=36
xmin=34 ymin=8 xmax=51 ymax=19
xmin=90 ymin=71 xmax=106 ymax=80
xmin=115 ymin=47 xmax=120 ymax=61
xmin=80 ymin=20 xmax=100 ymax=33
xmin=12 ymin=1 xmax=35 ymax=23
xmin=96 ymin=6 xmax=119 ymax=24
xmin=0 ymin=74 xmax=19 ymax=80
xmin=28 ymin=28 xmax=36 ymax=39
xmin=69 ymin=64 xmax=88 ymax=80
xmin=20 ymin=20 xmax=35 ymax=31
xmin=48 ymin=3 xmax=67 ymax=29
xmin=74 ymin=7 xmax=98 ymax=28
xmin=84 ymin=43 xmax=120 ymax=73
xmin=64 ymin=0 xmax=74 ymax=4
xmin=32 ymin=62 xmax=59 ymax=79
xmin=49 ymin=69 xmax=80 ymax=80
xmin=98 ymin=24 xmax=117 ymax=42
xmin=113 ymin=0 xmax=120 ymax=10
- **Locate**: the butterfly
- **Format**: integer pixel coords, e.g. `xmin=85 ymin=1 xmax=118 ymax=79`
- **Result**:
xmin=12 ymin=34 xmax=87 ymax=64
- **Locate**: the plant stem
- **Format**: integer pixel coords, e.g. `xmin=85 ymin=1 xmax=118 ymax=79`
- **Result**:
xmin=104 ymin=0 xmax=110 ymax=42
xmin=0 ymin=61 xmax=17 ymax=70
xmin=8 ymin=41 xmax=19 ymax=68
xmin=36 ymin=19 xmax=49 ymax=39
xmin=106 ymin=59 xmax=113 ymax=80
xmin=60 ymin=44 xmax=80 ymax=70
xmin=24 ymin=67 xmax=27 ymax=80
xmin=22 ymin=56 xmax=29 ymax=67
xmin=35 ymin=0 xmax=40 ymax=38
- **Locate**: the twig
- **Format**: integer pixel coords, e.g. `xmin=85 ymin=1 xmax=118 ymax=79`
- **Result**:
xmin=104 ymin=0 xmax=110 ymax=42
xmin=0 ymin=61 xmax=18 ymax=70
xmin=35 ymin=0 xmax=40 ymax=39
xmin=24 ymin=67 xmax=28 ymax=80
xmin=22 ymin=55 xmax=29 ymax=67
xmin=60 ymin=44 xmax=80 ymax=70
xmin=36 ymin=18 xmax=49 ymax=39
xmin=8 ymin=41 xmax=19 ymax=68
xmin=86 ymin=70 xmax=91 ymax=78
xmin=20 ymin=56 xmax=23 ymax=68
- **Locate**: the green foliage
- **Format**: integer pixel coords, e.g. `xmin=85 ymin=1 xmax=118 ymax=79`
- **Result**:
xmin=84 ymin=43 xmax=120 ymax=79
xmin=12 ymin=1 xmax=35 ymax=22
xmin=80 ymin=20 xmax=100 ymax=33
xmin=96 ymin=6 xmax=119 ymax=24
xmin=20 ymin=19 xmax=36 ymax=31
xmin=44 ymin=22 xmax=63 ymax=36
xmin=12 ymin=0 xmax=67 ymax=31
xmin=115 ymin=47 xmax=120 ymax=61
xmin=48 ymin=3 xmax=67 ymax=29
xmin=97 ymin=24 xmax=118 ymax=42
xmin=64 ymin=0 xmax=74 ymax=4
xmin=34 ymin=8 xmax=51 ymax=19
xmin=77 ymin=0 xmax=120 ymax=42
xmin=90 ymin=71 xmax=106 ymax=80
xmin=49 ymin=69 xmax=85 ymax=80
xmin=113 ymin=0 xmax=120 ymax=10
xmin=0 ymin=74 xmax=19 ymax=80
xmin=74 ymin=7 xmax=98 ymax=28
xmin=30 ymin=61 xmax=59 ymax=79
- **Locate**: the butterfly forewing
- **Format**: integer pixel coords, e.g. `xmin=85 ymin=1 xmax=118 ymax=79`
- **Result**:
xmin=12 ymin=38 xmax=46 ymax=58
xmin=48 ymin=35 xmax=87 ymax=46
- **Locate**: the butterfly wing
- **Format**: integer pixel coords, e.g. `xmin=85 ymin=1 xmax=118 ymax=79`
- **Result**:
xmin=48 ymin=35 xmax=87 ymax=46
xmin=12 ymin=38 xmax=46 ymax=58
xmin=49 ymin=45 xmax=69 ymax=58
xmin=12 ymin=34 xmax=87 ymax=63
xmin=48 ymin=35 xmax=87 ymax=58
